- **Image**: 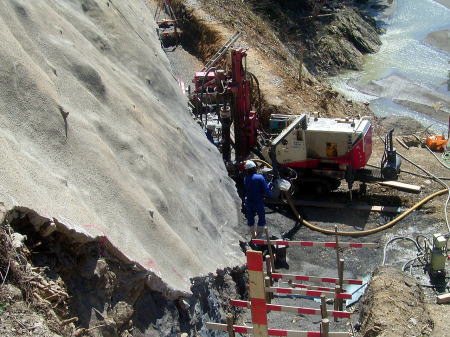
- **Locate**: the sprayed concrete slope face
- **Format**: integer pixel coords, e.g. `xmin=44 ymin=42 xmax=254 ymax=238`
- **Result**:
xmin=0 ymin=0 xmax=243 ymax=294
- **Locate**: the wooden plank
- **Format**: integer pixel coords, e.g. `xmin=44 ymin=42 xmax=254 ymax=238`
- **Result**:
xmin=396 ymin=137 xmax=410 ymax=150
xmin=321 ymin=318 xmax=329 ymax=337
xmin=226 ymin=313 xmax=235 ymax=337
xmin=379 ymin=181 xmax=421 ymax=193
xmin=436 ymin=293 xmax=450 ymax=304
xmin=267 ymin=199 xmax=402 ymax=214
xmin=265 ymin=227 xmax=276 ymax=274
xmin=266 ymin=286 xmax=351 ymax=299
xmin=206 ymin=322 xmax=229 ymax=332
xmin=271 ymin=272 xmax=362 ymax=285
xmin=289 ymin=282 xmax=345 ymax=292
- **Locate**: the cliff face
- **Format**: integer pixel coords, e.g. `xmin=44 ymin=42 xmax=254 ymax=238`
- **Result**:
xmin=312 ymin=7 xmax=381 ymax=74
xmin=242 ymin=1 xmax=382 ymax=75
xmin=0 ymin=0 xmax=243 ymax=294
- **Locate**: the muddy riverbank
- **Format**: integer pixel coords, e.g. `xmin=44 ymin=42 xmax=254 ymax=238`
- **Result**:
xmin=332 ymin=0 xmax=450 ymax=133
xmin=425 ymin=29 xmax=450 ymax=54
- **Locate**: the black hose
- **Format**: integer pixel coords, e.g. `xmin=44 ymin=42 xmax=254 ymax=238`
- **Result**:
xmin=382 ymin=236 xmax=422 ymax=266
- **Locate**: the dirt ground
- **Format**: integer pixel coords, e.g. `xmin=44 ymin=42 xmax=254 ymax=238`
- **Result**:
xmin=171 ymin=0 xmax=375 ymax=122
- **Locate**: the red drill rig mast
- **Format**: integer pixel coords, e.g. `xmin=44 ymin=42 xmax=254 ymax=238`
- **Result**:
xmin=190 ymin=44 xmax=259 ymax=165
xmin=225 ymin=49 xmax=258 ymax=163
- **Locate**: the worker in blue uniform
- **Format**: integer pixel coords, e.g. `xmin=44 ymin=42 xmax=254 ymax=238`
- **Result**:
xmin=205 ymin=124 xmax=215 ymax=144
xmin=243 ymin=160 xmax=272 ymax=238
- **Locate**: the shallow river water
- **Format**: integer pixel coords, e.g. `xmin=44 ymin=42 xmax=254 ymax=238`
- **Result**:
xmin=331 ymin=0 xmax=450 ymax=132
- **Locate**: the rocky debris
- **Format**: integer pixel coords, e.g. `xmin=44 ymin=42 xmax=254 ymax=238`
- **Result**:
xmin=217 ymin=0 xmax=384 ymax=75
xmin=0 ymin=225 xmax=69 ymax=337
xmin=1 ymin=212 xmax=248 ymax=337
xmin=376 ymin=115 xmax=425 ymax=137
xmin=0 ymin=295 xmax=63 ymax=337
xmin=357 ymin=266 xmax=434 ymax=337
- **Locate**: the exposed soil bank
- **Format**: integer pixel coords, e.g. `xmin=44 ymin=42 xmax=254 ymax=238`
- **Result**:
xmin=435 ymin=0 xmax=450 ymax=9
xmin=173 ymin=0 xmax=379 ymax=124
xmin=358 ymin=267 xmax=433 ymax=337
xmin=424 ymin=29 xmax=450 ymax=54
xmin=0 ymin=207 xmax=248 ymax=337
xmin=226 ymin=0 xmax=383 ymax=76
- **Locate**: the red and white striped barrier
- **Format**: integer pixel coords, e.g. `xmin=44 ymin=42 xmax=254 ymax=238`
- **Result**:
xmin=206 ymin=322 xmax=351 ymax=337
xmin=271 ymin=272 xmax=362 ymax=285
xmin=161 ymin=32 xmax=177 ymax=37
xmin=289 ymin=282 xmax=346 ymax=293
xmin=266 ymin=287 xmax=352 ymax=300
xmin=247 ymin=250 xmax=269 ymax=336
xmin=252 ymin=239 xmax=376 ymax=248
xmin=230 ymin=300 xmax=351 ymax=319
xmin=207 ymin=250 xmax=352 ymax=337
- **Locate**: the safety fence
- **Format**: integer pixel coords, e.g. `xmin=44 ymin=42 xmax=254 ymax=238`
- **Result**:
xmin=252 ymin=239 xmax=376 ymax=249
xmin=206 ymin=227 xmax=376 ymax=337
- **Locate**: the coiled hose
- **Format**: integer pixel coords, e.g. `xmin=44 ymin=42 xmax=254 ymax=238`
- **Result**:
xmin=252 ymin=158 xmax=448 ymax=237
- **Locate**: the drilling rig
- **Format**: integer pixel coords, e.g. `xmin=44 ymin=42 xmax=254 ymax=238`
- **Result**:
xmin=189 ymin=34 xmax=401 ymax=197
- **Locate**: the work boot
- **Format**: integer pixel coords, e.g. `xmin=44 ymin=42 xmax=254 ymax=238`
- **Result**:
xmin=249 ymin=226 xmax=256 ymax=239
xmin=256 ymin=226 xmax=266 ymax=239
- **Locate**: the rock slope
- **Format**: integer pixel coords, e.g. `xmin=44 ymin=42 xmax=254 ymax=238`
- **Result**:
xmin=0 ymin=0 xmax=243 ymax=294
